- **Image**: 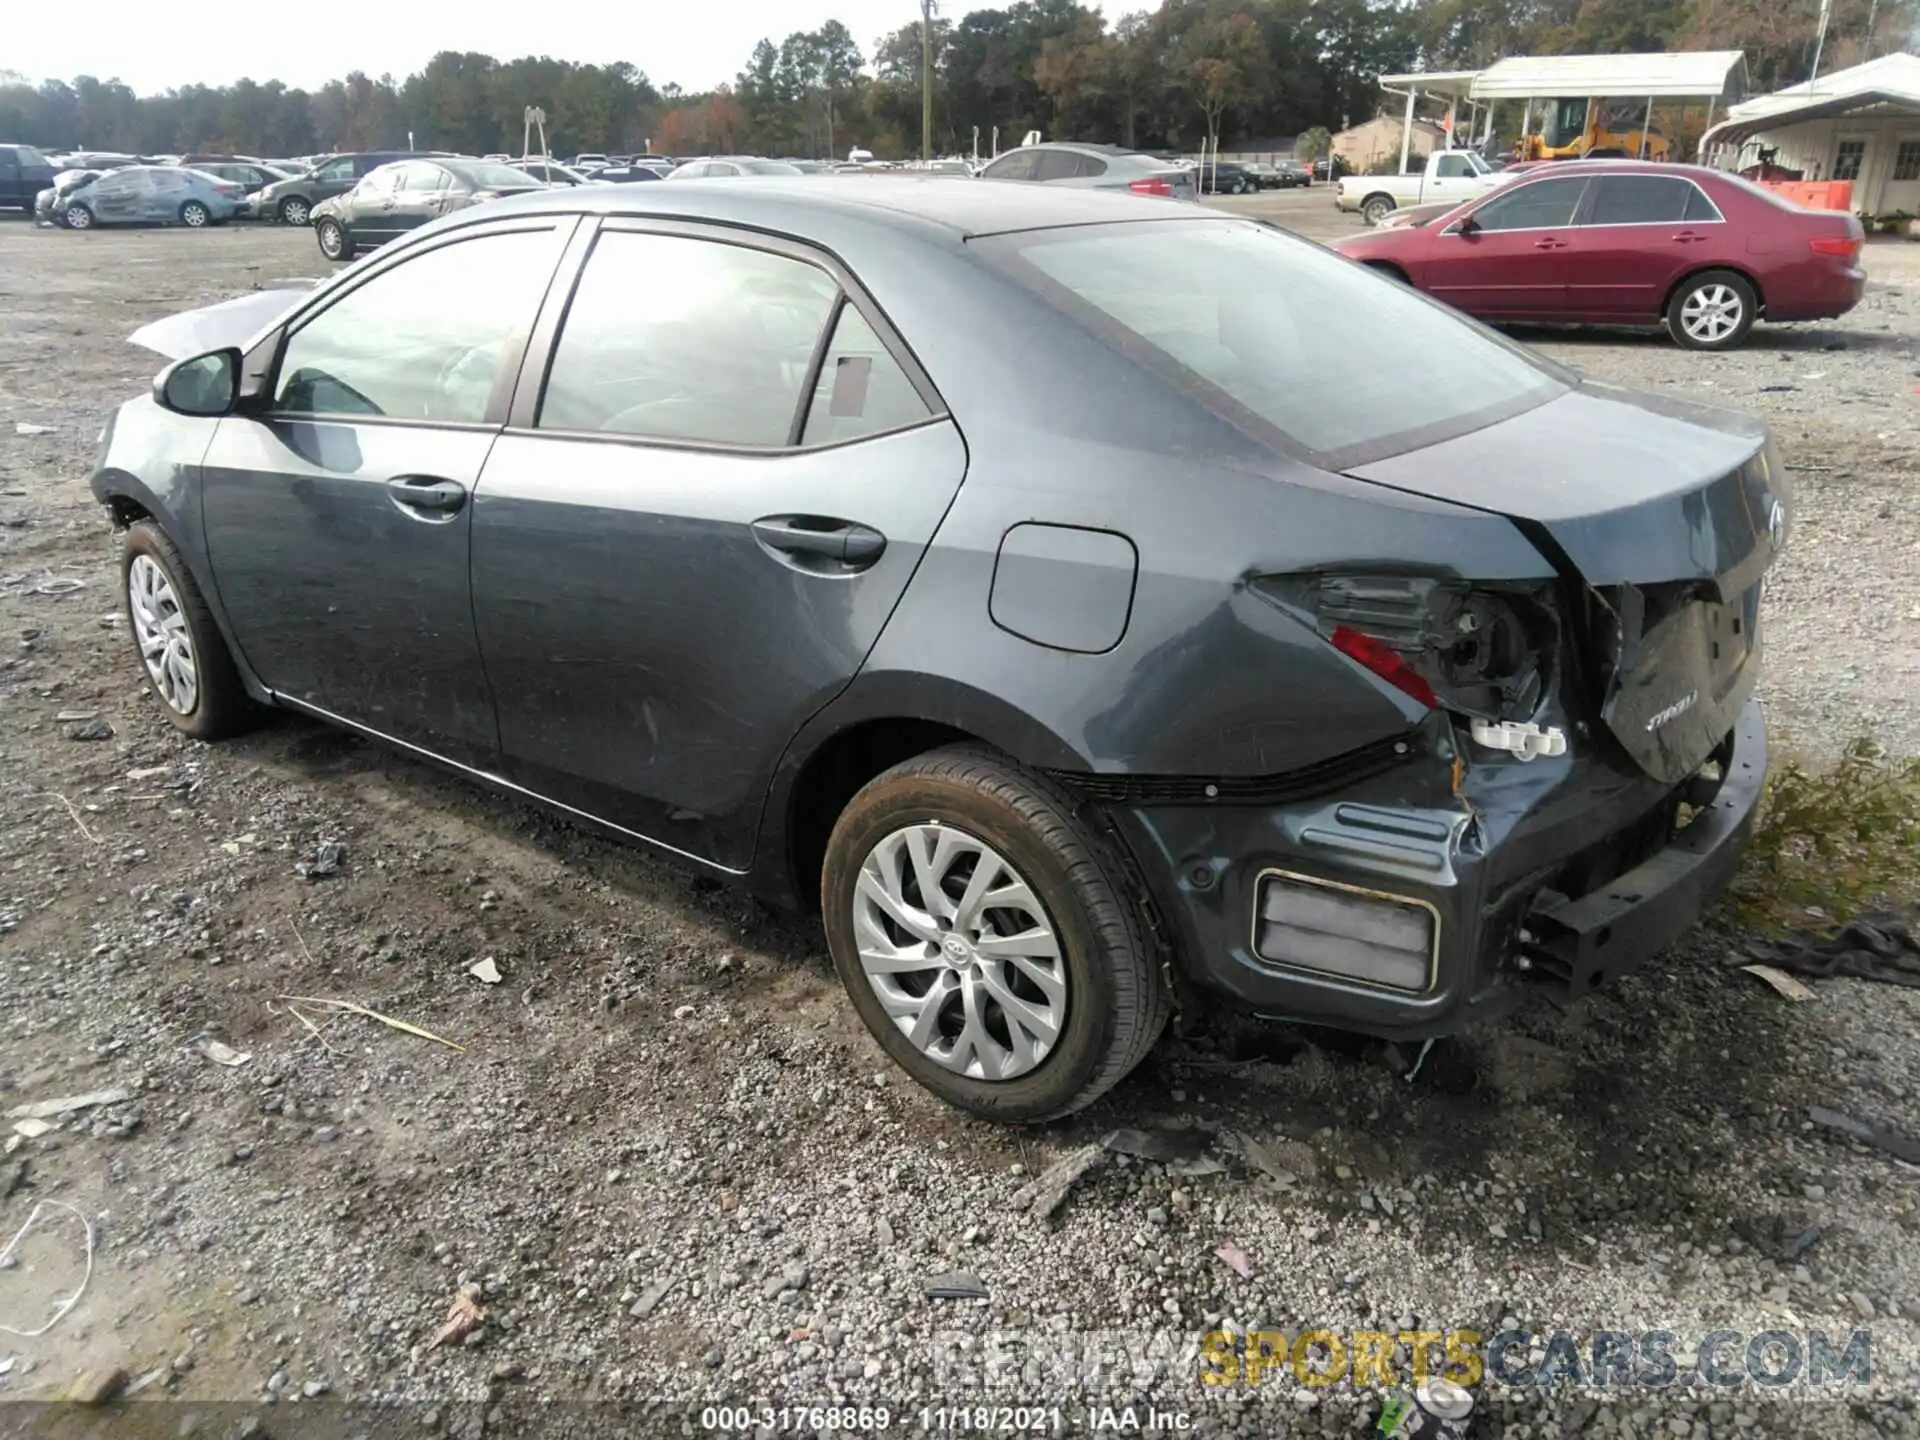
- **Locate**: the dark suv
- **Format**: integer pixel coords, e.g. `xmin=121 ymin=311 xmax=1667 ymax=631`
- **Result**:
xmin=252 ymin=152 xmax=442 ymax=225
xmin=0 ymin=143 xmax=57 ymax=211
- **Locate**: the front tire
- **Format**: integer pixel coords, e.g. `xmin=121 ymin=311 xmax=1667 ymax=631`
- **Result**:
xmin=315 ymin=217 xmax=349 ymax=261
xmin=278 ymin=196 xmax=311 ymax=226
xmin=64 ymin=202 xmax=93 ymax=230
xmin=121 ymin=521 xmax=257 ymax=741
xmin=822 ymin=747 xmax=1169 ymax=1123
xmin=1667 ymin=270 xmax=1756 ymax=350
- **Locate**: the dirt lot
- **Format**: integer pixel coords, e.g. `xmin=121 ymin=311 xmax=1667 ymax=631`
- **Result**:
xmin=0 ymin=201 xmax=1918 ymax=1439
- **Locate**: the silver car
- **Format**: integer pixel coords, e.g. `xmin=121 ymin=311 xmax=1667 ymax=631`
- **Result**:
xmin=976 ymin=142 xmax=1195 ymax=201
xmin=41 ymin=165 xmax=246 ymax=230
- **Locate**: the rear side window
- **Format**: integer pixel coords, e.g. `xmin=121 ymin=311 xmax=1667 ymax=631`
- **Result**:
xmin=1468 ymin=176 xmax=1587 ymax=231
xmin=980 ymin=218 xmax=1567 ymax=467
xmin=1683 ymin=185 xmax=1724 ymax=221
xmin=1584 ymin=175 xmax=1692 ymax=225
xmin=800 ymin=304 xmax=931 ymax=446
xmin=1033 ymin=150 xmax=1089 ymax=181
xmin=538 ymin=232 xmax=838 ymax=446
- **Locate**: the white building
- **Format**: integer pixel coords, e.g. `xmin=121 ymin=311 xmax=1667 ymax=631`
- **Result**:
xmin=1701 ymin=53 xmax=1920 ymax=217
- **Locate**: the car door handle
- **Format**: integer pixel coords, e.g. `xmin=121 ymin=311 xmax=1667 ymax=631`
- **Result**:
xmin=1671 ymin=231 xmax=1706 ymax=243
xmin=1532 ymin=237 xmax=1568 ymax=249
xmin=387 ymin=475 xmax=467 ymax=514
xmin=751 ymin=516 xmax=887 ymax=566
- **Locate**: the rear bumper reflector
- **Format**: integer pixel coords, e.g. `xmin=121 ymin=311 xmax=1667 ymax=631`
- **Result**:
xmin=1252 ymin=870 xmax=1438 ymax=994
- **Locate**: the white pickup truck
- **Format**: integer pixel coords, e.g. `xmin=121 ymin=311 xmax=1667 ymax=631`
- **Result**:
xmin=1334 ymin=149 xmax=1510 ymax=226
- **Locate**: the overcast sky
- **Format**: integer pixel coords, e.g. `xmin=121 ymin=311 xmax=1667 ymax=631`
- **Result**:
xmin=7 ymin=0 xmax=937 ymax=96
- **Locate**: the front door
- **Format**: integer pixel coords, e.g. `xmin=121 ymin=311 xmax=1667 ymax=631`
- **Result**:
xmin=470 ymin=223 xmax=965 ymax=868
xmin=343 ymin=164 xmax=406 ymax=244
xmin=89 ymin=169 xmax=148 ymax=223
xmin=1424 ymin=174 xmax=1591 ymax=320
xmin=200 ymin=221 xmax=573 ymax=764
xmin=1883 ymin=135 xmax=1920 ymax=216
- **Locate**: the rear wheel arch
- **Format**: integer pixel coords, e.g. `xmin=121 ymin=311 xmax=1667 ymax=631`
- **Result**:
xmin=1663 ymin=263 xmax=1766 ymax=319
xmin=1362 ymin=259 xmax=1411 ymax=284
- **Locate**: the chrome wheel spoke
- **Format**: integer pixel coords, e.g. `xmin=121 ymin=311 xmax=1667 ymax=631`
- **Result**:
xmin=126 ymin=555 xmax=196 ymax=716
xmin=851 ymin=820 xmax=1068 ymax=1083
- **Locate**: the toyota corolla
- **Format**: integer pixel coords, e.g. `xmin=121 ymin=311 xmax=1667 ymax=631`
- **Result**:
xmin=92 ymin=180 xmax=1783 ymax=1122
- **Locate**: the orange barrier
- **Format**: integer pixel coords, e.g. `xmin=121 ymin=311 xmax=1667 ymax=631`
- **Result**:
xmin=1759 ymin=180 xmax=1854 ymax=212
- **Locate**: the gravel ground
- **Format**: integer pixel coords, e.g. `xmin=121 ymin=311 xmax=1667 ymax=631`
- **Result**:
xmin=0 ymin=207 xmax=1917 ymax=1438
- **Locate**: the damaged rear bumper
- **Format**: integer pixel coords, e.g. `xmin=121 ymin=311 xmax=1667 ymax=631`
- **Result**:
xmin=1102 ymin=699 xmax=1767 ymax=1040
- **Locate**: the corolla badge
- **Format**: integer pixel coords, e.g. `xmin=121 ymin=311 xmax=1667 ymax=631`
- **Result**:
xmin=1767 ymin=499 xmax=1787 ymax=553
xmin=1646 ymin=691 xmax=1698 ymax=732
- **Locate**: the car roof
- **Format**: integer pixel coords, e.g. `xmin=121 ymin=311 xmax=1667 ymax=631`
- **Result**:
xmin=468 ymin=173 xmax=1217 ymax=239
xmin=1501 ymin=159 xmax=1725 ymax=182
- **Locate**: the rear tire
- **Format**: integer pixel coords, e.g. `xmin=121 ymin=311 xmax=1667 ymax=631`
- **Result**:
xmin=179 ymin=200 xmax=210 ymax=228
xmin=822 ymin=746 xmax=1169 ymax=1123
xmin=120 ymin=521 xmax=258 ymax=741
xmin=1360 ymin=194 xmax=1396 ymax=226
xmin=1667 ymin=270 xmax=1756 ymax=351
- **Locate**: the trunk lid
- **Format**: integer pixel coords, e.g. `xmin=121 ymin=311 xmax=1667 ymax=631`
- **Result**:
xmin=1344 ymin=385 xmax=1785 ymax=784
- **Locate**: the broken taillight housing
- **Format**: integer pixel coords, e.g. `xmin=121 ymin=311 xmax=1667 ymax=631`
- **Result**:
xmin=1255 ymin=573 xmax=1555 ymax=721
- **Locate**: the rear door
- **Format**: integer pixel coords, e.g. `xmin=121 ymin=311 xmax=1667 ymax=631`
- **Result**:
xmin=1423 ymin=174 xmax=1589 ymax=319
xmin=469 ymin=221 xmax=964 ymax=868
xmin=200 ymin=219 xmax=573 ymax=765
xmin=1561 ymin=174 xmax=1708 ymax=319
xmin=90 ymin=169 xmax=149 ymax=223
xmin=386 ymin=162 xmax=453 ymax=237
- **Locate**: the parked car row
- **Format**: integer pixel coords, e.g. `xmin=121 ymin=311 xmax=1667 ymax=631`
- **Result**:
xmin=34 ymin=164 xmax=250 ymax=229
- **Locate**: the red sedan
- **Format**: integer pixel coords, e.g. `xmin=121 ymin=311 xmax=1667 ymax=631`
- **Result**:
xmin=1335 ymin=162 xmax=1865 ymax=351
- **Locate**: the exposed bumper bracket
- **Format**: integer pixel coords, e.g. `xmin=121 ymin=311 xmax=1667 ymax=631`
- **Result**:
xmin=1521 ymin=699 xmax=1767 ymax=995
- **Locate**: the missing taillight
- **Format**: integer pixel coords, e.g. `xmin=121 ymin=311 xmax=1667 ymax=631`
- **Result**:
xmin=1255 ymin=572 xmax=1555 ymax=722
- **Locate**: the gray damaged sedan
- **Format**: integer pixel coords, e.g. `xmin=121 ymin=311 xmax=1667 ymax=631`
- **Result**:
xmin=91 ymin=180 xmax=1783 ymax=1122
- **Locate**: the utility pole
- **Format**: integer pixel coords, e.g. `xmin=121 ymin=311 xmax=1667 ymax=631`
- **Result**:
xmin=920 ymin=0 xmax=935 ymax=161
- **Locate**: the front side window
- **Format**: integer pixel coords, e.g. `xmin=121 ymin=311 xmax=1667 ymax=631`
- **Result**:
xmin=1434 ymin=154 xmax=1473 ymax=178
xmin=1465 ymin=176 xmax=1587 ymax=232
xmin=273 ymin=229 xmax=562 ymax=423
xmin=539 ymin=231 xmax=838 ymax=446
xmin=980 ymin=218 xmax=1568 ymax=467
xmin=1584 ymin=175 xmax=1692 ymax=225
xmin=983 ymin=150 xmax=1039 ymax=181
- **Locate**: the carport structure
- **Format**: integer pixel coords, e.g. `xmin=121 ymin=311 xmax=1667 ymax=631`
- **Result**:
xmin=1378 ymin=51 xmax=1750 ymax=172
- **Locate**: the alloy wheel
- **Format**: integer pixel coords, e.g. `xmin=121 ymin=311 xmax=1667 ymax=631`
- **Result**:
xmin=181 ymin=202 xmax=208 ymax=227
xmin=281 ymin=198 xmax=310 ymax=226
xmin=65 ymin=205 xmax=92 ymax=230
xmin=1681 ymin=284 xmax=1743 ymax=345
xmin=852 ymin=822 xmax=1067 ymax=1082
xmin=317 ymin=221 xmax=345 ymax=259
xmin=127 ymin=554 xmax=198 ymax=715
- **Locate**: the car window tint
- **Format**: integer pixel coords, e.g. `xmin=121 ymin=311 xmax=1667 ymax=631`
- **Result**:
xmin=316 ymin=158 xmax=355 ymax=181
xmin=540 ymin=232 xmax=837 ymax=445
xmin=1467 ymin=176 xmax=1586 ymax=231
xmin=984 ymin=150 xmax=1038 ymax=181
xmin=800 ymin=304 xmax=931 ymax=446
xmin=1585 ymin=175 xmax=1692 ymax=225
xmin=273 ymin=229 xmax=561 ymax=424
xmin=1434 ymin=154 xmax=1473 ymax=178
xmin=1682 ymin=185 xmax=1724 ymax=222
xmin=983 ymin=218 xmax=1566 ymax=466
xmin=1032 ymin=150 xmax=1084 ymax=181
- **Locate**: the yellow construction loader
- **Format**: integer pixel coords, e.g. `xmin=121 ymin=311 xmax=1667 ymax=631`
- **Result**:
xmin=1518 ymin=97 xmax=1669 ymax=162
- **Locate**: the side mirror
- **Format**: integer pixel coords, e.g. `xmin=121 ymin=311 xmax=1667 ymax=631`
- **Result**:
xmin=153 ymin=348 xmax=240 ymax=417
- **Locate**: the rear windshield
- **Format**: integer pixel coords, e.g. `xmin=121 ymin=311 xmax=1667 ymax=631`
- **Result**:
xmin=977 ymin=218 xmax=1569 ymax=467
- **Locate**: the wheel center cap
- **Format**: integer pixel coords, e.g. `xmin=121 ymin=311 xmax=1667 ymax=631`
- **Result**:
xmin=941 ymin=934 xmax=974 ymax=968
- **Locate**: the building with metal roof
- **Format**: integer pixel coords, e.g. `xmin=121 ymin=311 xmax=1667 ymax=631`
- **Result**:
xmin=1700 ymin=53 xmax=1920 ymax=216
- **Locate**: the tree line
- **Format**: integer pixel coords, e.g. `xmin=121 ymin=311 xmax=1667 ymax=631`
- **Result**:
xmin=0 ymin=0 xmax=1911 ymax=163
